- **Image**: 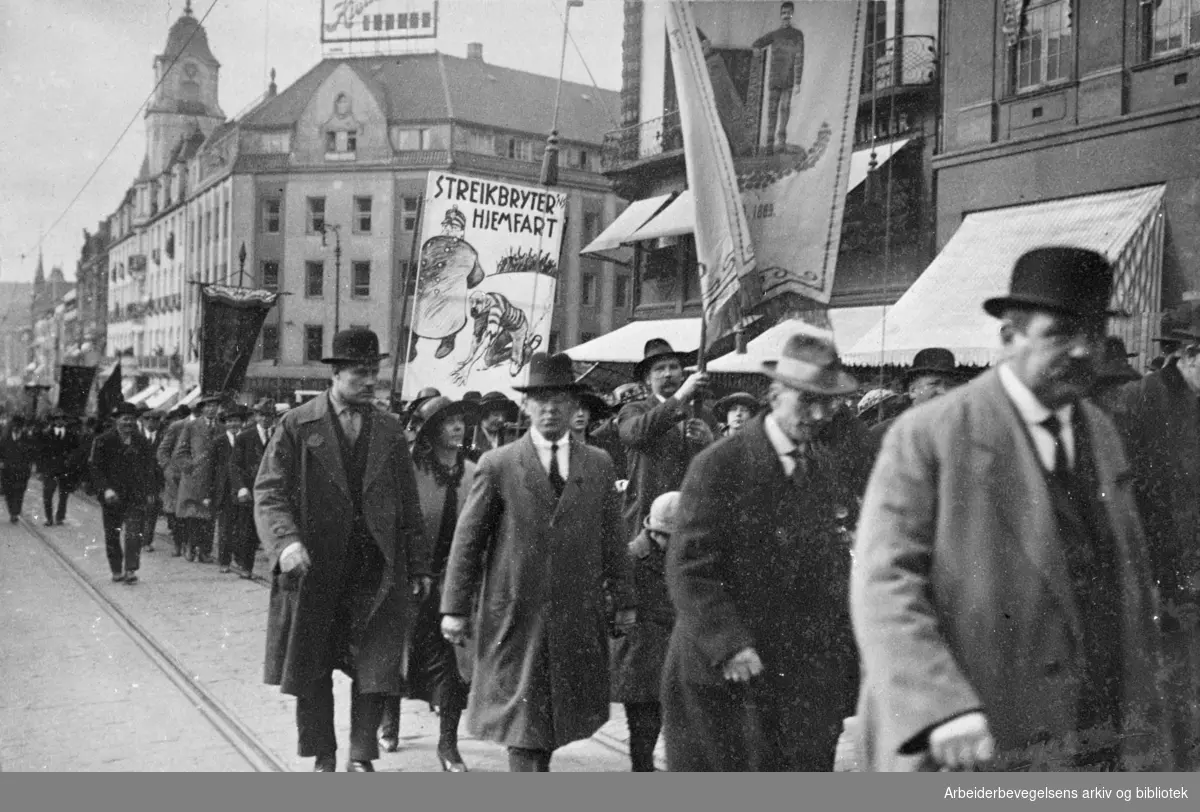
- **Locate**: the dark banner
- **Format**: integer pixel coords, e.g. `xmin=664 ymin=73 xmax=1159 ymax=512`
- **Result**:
xmin=200 ymin=284 xmax=278 ymax=395
xmin=57 ymin=365 xmax=97 ymax=416
xmin=97 ymin=362 xmax=122 ymax=419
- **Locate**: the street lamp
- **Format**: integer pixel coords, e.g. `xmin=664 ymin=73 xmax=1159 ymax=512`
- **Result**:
xmin=540 ymin=0 xmax=584 ymax=187
xmin=318 ymin=223 xmax=343 ymax=336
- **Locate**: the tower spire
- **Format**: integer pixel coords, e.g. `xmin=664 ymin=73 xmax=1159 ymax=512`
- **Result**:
xmin=185 ymin=0 xmax=194 ymax=16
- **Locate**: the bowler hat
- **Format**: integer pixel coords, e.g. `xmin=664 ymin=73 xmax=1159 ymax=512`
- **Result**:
xmin=477 ymin=390 xmax=520 ymax=421
xmin=633 ymin=338 xmax=694 ymax=381
xmin=513 ymin=353 xmax=590 ymax=394
xmin=903 ymin=347 xmax=961 ymax=387
xmin=462 ymin=391 xmax=482 ymax=404
xmin=322 ymin=327 xmax=389 ymax=365
xmin=413 ymin=396 xmax=478 ymax=449
xmin=713 ymin=392 xmax=760 ymax=421
xmin=761 ymin=333 xmax=858 ymax=396
xmin=111 ymin=402 xmax=139 ymax=418
xmin=984 ymin=246 xmax=1120 ymax=320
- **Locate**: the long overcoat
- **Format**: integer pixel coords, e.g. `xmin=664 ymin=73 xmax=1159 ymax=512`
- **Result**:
xmin=255 ymin=393 xmax=424 ymax=697
xmin=661 ymin=415 xmax=864 ymax=770
xmin=440 ymin=434 xmax=634 ymax=750
xmin=851 ymin=370 xmax=1170 ymax=771
xmin=609 ymin=528 xmax=673 ymax=703
xmin=172 ymin=417 xmax=223 ymax=520
xmin=156 ymin=417 xmax=188 ymax=513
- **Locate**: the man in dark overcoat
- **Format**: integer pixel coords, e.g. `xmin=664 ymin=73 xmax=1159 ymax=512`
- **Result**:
xmin=0 ymin=414 xmax=38 ymax=523
xmin=229 ymin=399 xmax=275 ymax=579
xmin=37 ymin=408 xmax=83 ymax=527
xmin=661 ymin=332 xmax=866 ymax=771
xmin=255 ymin=328 xmax=426 ymax=773
xmin=618 ymin=339 xmax=714 ymax=543
xmin=852 ymin=247 xmax=1170 ymax=772
xmin=90 ymin=403 xmax=157 ymax=583
xmin=171 ymin=394 xmax=224 ymax=563
xmin=1109 ymin=326 xmax=1200 ymax=769
xmin=211 ymin=403 xmax=248 ymax=574
xmin=440 ymin=352 xmax=635 ymax=772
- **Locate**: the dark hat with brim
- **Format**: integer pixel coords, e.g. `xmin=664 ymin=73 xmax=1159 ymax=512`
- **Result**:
xmin=903 ymin=347 xmax=963 ymax=387
xmin=713 ymin=392 xmax=761 ymax=421
xmin=633 ymin=338 xmax=695 ymax=381
xmin=513 ymin=353 xmax=591 ymax=395
xmin=576 ymin=390 xmax=611 ymax=421
xmin=322 ymin=327 xmax=389 ymax=365
xmin=413 ymin=396 xmax=478 ymax=448
xmin=195 ymin=393 xmax=225 ymax=407
xmin=983 ymin=246 xmax=1124 ymax=320
xmin=477 ymin=390 xmax=520 ymax=421
xmin=1096 ymin=359 xmax=1142 ymax=384
xmin=761 ymin=333 xmax=858 ymax=396
xmin=111 ymin=402 xmax=140 ymax=418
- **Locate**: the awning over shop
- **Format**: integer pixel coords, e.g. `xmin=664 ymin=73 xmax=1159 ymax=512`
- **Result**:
xmin=127 ymin=385 xmax=162 ymax=405
xmin=847 ymin=139 xmax=911 ymax=193
xmin=830 ymin=305 xmax=889 ymax=353
xmin=580 ymin=193 xmax=675 ymax=259
xmin=626 ymin=190 xmax=694 ymax=243
xmin=176 ymin=386 xmax=202 ymax=408
xmin=145 ymin=385 xmax=180 ymax=410
xmin=843 ymin=185 xmax=1167 ymax=367
xmin=121 ymin=380 xmax=138 ymax=399
xmin=565 ymin=318 xmax=702 ymax=364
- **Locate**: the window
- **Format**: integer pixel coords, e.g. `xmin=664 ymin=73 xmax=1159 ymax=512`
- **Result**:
xmin=261 ymin=261 xmax=280 ymax=291
xmin=307 ymin=197 xmax=326 ymax=233
xmin=402 ymin=196 xmax=420 ymax=231
xmin=614 ymin=275 xmax=630 ymax=308
xmin=1146 ymin=0 xmax=1200 ymax=57
xmin=581 ymin=272 xmax=597 ymax=306
xmin=260 ymin=324 xmax=279 ymax=361
xmin=354 ymin=197 xmax=372 ymax=233
xmin=466 ymin=129 xmax=495 ymax=154
xmin=304 ymin=325 xmax=324 ymax=363
xmin=392 ymin=126 xmax=449 ymax=151
xmin=582 ymin=212 xmax=600 ymax=246
xmin=346 ymin=130 xmax=357 ymax=152
xmin=223 ymin=201 xmax=229 ymax=239
xmin=1011 ymin=0 xmax=1073 ymax=93
xmin=505 ymin=137 xmax=535 ymax=161
xmin=325 ymin=131 xmax=338 ymax=153
xmin=261 ymin=198 xmax=281 ymax=233
xmin=352 ymin=261 xmax=371 ymax=297
xmin=305 ymin=261 xmax=324 ymax=297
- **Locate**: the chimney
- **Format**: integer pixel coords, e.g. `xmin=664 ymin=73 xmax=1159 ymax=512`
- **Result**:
xmin=467 ymin=42 xmax=484 ymax=61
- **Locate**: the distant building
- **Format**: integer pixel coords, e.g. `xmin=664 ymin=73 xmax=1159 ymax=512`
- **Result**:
xmin=0 ymin=281 xmax=33 ymax=409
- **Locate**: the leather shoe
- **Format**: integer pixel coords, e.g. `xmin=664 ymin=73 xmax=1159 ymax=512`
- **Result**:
xmin=44 ymin=519 xmax=55 ymax=527
xmin=379 ymin=736 xmax=399 ymax=753
xmin=313 ymin=755 xmax=336 ymax=772
xmin=437 ymin=744 xmax=468 ymax=773
xmin=346 ymin=760 xmax=375 ymax=772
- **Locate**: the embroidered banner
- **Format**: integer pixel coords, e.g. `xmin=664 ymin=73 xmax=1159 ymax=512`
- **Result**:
xmin=199 ymin=284 xmax=278 ymax=395
xmin=57 ymin=365 xmax=97 ymax=417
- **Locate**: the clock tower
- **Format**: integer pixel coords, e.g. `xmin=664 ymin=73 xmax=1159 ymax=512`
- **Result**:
xmin=145 ymin=1 xmax=225 ymax=177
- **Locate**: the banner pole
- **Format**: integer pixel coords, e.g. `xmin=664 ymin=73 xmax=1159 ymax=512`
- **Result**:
xmin=395 ymin=193 xmax=426 ymax=405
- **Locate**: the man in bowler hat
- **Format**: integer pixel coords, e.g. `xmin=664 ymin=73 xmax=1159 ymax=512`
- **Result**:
xmin=37 ymin=407 xmax=84 ymax=526
xmin=256 ymin=327 xmax=425 ymax=772
xmin=852 ymin=246 xmax=1169 ymax=771
xmin=661 ymin=333 xmax=866 ymax=771
xmin=441 ymin=352 xmax=635 ymax=771
xmin=90 ymin=403 xmax=158 ymax=583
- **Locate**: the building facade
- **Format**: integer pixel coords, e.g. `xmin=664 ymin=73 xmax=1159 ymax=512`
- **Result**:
xmin=75 ymin=221 xmax=111 ymax=363
xmin=0 ymin=282 xmax=34 ymax=410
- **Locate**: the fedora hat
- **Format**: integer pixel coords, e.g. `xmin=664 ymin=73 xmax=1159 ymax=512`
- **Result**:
xmin=903 ymin=347 xmax=961 ymax=387
xmin=111 ymin=402 xmax=140 ymax=418
xmin=713 ymin=392 xmax=760 ymax=421
xmin=218 ymin=403 xmax=251 ymax=421
xmin=322 ymin=327 xmax=389 ymax=365
xmin=633 ymin=338 xmax=694 ymax=381
xmin=984 ymin=246 xmax=1121 ymax=320
xmin=513 ymin=353 xmax=590 ymax=394
xmin=413 ymin=396 xmax=478 ymax=448
xmin=762 ymin=333 xmax=858 ymax=396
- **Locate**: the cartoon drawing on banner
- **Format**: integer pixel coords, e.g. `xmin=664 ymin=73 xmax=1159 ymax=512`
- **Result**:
xmin=403 ymin=171 xmax=566 ymax=401
xmin=410 ymin=205 xmax=486 ymax=361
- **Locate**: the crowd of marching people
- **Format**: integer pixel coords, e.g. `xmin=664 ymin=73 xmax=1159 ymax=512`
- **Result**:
xmin=5 ymin=246 xmax=1199 ymax=773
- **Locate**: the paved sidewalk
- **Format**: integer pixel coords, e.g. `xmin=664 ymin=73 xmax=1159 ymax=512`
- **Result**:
xmin=0 ymin=520 xmax=253 ymax=772
xmin=22 ymin=493 xmax=659 ymax=771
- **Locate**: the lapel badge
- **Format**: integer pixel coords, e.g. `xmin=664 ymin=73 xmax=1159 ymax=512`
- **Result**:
xmin=306 ymin=433 xmax=325 ymax=449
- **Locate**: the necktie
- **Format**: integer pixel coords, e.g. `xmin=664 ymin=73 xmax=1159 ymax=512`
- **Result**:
xmin=548 ymin=442 xmax=566 ymax=497
xmin=786 ymin=445 xmax=808 ymax=480
xmin=1041 ymin=414 xmax=1070 ymax=475
xmin=341 ymin=407 xmax=361 ymax=446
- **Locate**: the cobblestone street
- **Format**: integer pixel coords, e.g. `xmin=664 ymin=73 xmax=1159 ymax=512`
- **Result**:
xmin=0 ymin=491 xmax=662 ymax=772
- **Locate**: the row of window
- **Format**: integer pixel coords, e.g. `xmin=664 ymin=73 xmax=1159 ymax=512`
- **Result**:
xmin=258 ymin=259 xmax=375 ymax=298
xmin=575 ymin=271 xmax=631 ymax=308
xmin=1011 ymin=0 xmax=1200 ymax=94
xmin=259 ymin=196 xmax=421 ymax=235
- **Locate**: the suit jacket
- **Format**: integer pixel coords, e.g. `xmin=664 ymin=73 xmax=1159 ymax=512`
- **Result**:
xmin=231 ymin=426 xmax=269 ymax=503
xmin=171 ymin=417 xmax=224 ymax=519
xmin=440 ymin=434 xmax=634 ymax=750
xmin=90 ymin=430 xmax=157 ymax=503
xmin=208 ymin=430 xmax=240 ymax=510
xmin=618 ymin=396 xmax=714 ymax=543
xmin=143 ymin=428 xmax=166 ymax=493
xmin=256 ymin=393 xmax=424 ymax=696
xmin=851 ymin=369 xmax=1168 ymax=771
xmin=38 ymin=427 xmax=83 ymax=478
xmin=0 ymin=428 xmax=38 ymax=484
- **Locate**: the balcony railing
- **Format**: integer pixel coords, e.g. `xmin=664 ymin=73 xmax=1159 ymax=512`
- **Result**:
xmin=861 ymin=35 xmax=937 ymax=95
xmin=602 ymin=35 xmax=937 ymax=173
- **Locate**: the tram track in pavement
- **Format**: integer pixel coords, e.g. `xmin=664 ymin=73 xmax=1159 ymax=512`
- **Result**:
xmin=17 ymin=516 xmax=290 ymax=773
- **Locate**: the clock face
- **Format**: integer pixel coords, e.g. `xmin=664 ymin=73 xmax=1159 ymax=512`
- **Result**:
xmin=184 ymin=63 xmax=198 ymax=79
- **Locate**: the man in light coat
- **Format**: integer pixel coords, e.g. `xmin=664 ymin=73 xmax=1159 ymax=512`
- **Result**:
xmin=171 ymin=394 xmax=224 ymax=563
xmin=441 ymin=352 xmax=635 ymax=771
xmin=852 ymin=247 xmax=1170 ymax=772
xmin=256 ymin=328 xmax=425 ymax=772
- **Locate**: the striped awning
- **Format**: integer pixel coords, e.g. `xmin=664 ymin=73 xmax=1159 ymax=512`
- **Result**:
xmin=177 ymin=386 xmax=202 ymax=408
xmin=127 ymin=385 xmax=162 ymax=405
xmin=145 ymin=385 xmax=181 ymax=410
xmin=843 ymin=185 xmax=1166 ymax=367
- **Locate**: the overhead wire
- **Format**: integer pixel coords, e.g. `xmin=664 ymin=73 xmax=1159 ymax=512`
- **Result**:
xmin=26 ymin=0 xmax=222 ymax=258
xmin=546 ymin=0 xmax=620 ymax=129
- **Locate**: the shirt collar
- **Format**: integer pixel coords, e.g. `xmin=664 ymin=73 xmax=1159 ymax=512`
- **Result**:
xmin=528 ymin=426 xmax=568 ymax=450
xmin=997 ymin=363 xmax=1073 ymax=429
xmin=328 ymin=390 xmax=355 ymax=417
xmin=763 ymin=413 xmax=798 ymax=457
